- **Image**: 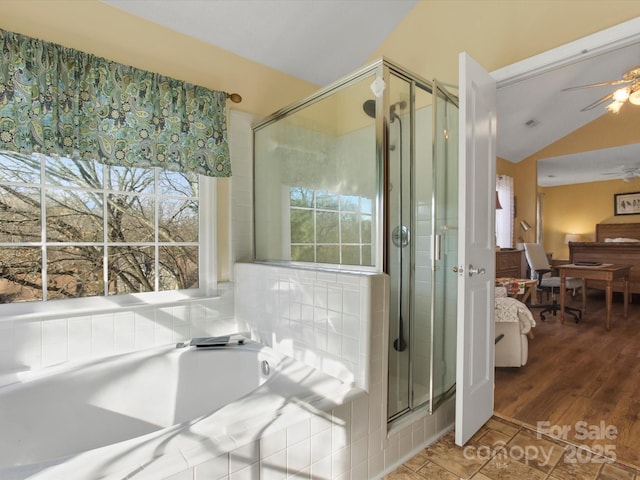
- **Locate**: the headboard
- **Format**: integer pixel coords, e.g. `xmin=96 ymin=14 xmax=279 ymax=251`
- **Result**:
xmin=595 ymin=222 xmax=640 ymax=242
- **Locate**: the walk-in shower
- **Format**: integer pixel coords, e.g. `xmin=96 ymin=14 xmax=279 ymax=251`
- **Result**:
xmin=252 ymin=58 xmax=459 ymax=425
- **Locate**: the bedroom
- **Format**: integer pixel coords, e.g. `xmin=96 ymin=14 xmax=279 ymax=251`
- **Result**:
xmin=494 ymin=31 xmax=640 ymax=471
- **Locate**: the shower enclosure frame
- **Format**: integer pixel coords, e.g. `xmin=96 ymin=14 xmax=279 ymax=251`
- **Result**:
xmin=251 ymin=57 xmax=459 ymax=427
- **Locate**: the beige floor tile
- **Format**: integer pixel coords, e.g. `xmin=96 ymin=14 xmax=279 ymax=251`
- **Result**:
xmin=507 ymin=428 xmax=567 ymax=473
xmin=469 ymin=473 xmax=493 ymax=480
xmin=383 ymin=465 xmax=425 ymax=479
xmin=422 ymin=431 xmax=487 ymax=478
xmin=390 ymin=415 xmax=640 ymax=480
xmin=483 ymin=417 xmax=520 ymax=438
xmin=416 ymin=460 xmax=461 ymax=479
xmin=479 ymin=455 xmax=547 ymax=480
xmin=596 ymin=462 xmax=637 ymax=480
xmin=470 ymin=427 xmax=512 ymax=449
xmin=549 ymin=453 xmax=603 ymax=480
xmin=402 ymin=449 xmax=430 ymax=472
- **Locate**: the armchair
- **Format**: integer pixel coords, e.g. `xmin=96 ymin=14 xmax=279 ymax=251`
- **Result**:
xmin=495 ymin=287 xmax=536 ymax=367
xmin=523 ymin=243 xmax=582 ymax=322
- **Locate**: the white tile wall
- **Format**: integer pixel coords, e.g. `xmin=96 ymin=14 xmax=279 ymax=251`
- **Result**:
xmin=0 ymin=283 xmax=239 ymax=377
xmin=220 ymin=262 xmax=454 ymax=480
xmin=234 ymin=263 xmax=372 ymax=390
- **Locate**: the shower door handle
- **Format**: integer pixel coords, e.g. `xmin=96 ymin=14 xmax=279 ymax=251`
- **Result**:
xmin=468 ymin=264 xmax=486 ymax=276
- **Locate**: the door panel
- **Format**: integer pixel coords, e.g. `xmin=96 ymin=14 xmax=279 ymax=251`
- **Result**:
xmin=455 ymin=52 xmax=497 ymax=446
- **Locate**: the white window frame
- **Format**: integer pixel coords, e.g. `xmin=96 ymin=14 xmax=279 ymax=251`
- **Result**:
xmin=0 ymin=157 xmax=218 ymax=319
xmin=287 ymin=186 xmax=374 ymax=266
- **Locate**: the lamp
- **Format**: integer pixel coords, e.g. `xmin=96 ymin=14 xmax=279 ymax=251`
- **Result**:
xmin=519 ymin=220 xmax=532 ymax=243
xmin=565 ymin=233 xmax=582 ymax=244
xmin=495 ymin=191 xmax=503 ymax=209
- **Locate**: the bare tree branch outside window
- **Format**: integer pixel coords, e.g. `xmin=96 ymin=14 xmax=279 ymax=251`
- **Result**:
xmin=0 ymin=153 xmax=199 ymax=304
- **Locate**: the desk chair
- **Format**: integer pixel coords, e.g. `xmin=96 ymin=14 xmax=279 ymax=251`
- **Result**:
xmin=523 ymin=243 xmax=582 ymax=322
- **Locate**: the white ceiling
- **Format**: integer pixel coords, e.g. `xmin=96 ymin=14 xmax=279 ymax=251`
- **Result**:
xmin=102 ymin=0 xmax=419 ymax=87
xmin=538 ymin=143 xmax=640 ymax=187
xmin=497 ymin=39 xmax=640 ymax=186
xmin=102 ymin=1 xmax=640 ymax=186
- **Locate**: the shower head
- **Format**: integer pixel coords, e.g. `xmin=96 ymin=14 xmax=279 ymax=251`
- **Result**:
xmin=362 ymin=99 xmax=376 ymax=119
xmin=362 ymin=99 xmax=407 ymax=121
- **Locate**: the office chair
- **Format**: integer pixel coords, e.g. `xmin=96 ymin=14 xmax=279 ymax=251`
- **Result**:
xmin=523 ymin=243 xmax=582 ymax=322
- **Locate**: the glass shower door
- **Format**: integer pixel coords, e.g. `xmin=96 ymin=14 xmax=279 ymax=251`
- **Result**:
xmin=409 ymin=84 xmax=435 ymax=410
xmin=431 ymin=81 xmax=459 ymax=409
xmin=387 ymin=74 xmax=412 ymax=420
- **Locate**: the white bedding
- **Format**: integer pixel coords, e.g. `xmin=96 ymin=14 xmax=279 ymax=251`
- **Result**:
xmin=604 ymin=237 xmax=640 ymax=242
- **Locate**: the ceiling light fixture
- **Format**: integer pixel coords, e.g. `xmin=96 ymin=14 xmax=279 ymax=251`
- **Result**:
xmin=629 ymin=87 xmax=640 ymax=106
xmin=607 ymin=81 xmax=640 ymax=113
xmin=607 ymin=99 xmax=625 ymax=114
xmin=612 ymin=87 xmax=630 ymax=102
xmin=564 ymin=66 xmax=640 ymax=113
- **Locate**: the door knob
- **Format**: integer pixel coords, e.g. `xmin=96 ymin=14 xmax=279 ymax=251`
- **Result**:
xmin=468 ymin=265 xmax=486 ymax=276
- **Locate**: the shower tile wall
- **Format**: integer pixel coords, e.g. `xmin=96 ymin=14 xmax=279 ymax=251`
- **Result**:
xmin=412 ymin=199 xmax=434 ymax=394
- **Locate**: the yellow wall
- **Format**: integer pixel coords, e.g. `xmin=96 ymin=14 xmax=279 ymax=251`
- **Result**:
xmin=523 ymin=106 xmax=640 ymax=257
xmin=0 ymin=0 xmax=319 ymax=118
xmin=542 ymin=180 xmax=640 ymax=259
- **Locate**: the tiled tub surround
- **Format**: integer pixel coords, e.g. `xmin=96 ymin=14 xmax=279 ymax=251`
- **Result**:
xmin=0 ymin=262 xmax=455 ymax=479
xmin=233 ymin=263 xmax=455 ymax=479
xmin=234 ymin=263 xmax=374 ymax=390
xmin=0 ymin=283 xmax=238 ymax=379
xmin=0 ymin=340 xmax=363 ymax=480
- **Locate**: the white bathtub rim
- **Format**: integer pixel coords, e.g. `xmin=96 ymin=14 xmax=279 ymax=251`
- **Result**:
xmin=0 ymin=343 xmax=182 ymax=390
xmin=2 ymin=342 xmax=363 ymax=480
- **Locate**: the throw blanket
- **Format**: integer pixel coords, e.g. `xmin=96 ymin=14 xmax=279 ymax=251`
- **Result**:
xmin=495 ymin=286 xmax=536 ymax=335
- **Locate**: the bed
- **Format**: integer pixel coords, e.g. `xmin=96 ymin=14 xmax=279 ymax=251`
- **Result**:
xmin=569 ymin=222 xmax=640 ymax=294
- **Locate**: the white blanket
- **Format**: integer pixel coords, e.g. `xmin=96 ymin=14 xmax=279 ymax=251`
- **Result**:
xmin=495 ymin=287 xmax=536 ymax=334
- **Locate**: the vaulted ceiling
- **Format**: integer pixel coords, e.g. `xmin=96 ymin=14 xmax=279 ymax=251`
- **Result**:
xmin=101 ymin=1 xmax=640 ymax=185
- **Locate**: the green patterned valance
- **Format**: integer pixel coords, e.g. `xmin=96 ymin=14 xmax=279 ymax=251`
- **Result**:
xmin=0 ymin=28 xmax=231 ymax=177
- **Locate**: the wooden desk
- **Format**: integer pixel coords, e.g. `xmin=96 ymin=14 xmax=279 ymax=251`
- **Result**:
xmin=557 ymin=264 xmax=631 ymax=331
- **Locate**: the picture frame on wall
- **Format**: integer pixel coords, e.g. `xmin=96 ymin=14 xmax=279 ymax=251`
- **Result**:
xmin=614 ymin=192 xmax=640 ymax=215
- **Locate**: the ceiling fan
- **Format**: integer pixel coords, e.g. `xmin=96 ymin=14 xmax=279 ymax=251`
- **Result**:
xmin=600 ymin=165 xmax=640 ymax=182
xmin=563 ymin=65 xmax=640 ymax=113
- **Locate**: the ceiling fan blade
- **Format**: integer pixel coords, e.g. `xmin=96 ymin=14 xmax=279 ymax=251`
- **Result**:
xmin=580 ymin=92 xmax=614 ymax=111
xmin=562 ymin=78 xmax=633 ymax=91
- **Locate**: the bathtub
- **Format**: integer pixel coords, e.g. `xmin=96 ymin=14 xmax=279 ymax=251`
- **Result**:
xmin=0 ymin=338 xmax=361 ymax=480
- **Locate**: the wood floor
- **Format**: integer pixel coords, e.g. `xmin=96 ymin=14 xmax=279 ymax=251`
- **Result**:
xmin=495 ymin=289 xmax=640 ymax=470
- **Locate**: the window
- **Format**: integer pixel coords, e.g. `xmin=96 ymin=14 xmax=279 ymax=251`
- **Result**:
xmin=289 ymin=187 xmax=373 ymax=266
xmin=0 ymin=153 xmax=207 ymax=305
xmin=496 ymin=175 xmax=514 ymax=249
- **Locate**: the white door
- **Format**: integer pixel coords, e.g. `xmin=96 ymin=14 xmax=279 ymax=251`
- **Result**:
xmin=455 ymin=52 xmax=497 ymax=446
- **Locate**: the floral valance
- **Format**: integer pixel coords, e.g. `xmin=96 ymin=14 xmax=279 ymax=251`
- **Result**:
xmin=0 ymin=28 xmax=231 ymax=177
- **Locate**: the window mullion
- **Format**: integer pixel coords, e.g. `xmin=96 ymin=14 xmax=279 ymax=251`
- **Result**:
xmin=40 ymin=155 xmax=47 ymax=302
xmin=154 ymin=168 xmax=160 ymax=292
xmin=103 ymin=164 xmax=109 ymax=296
